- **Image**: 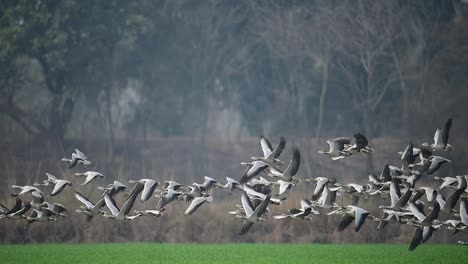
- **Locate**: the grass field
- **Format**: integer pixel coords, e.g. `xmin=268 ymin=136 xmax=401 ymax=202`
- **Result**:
xmin=0 ymin=243 xmax=466 ymax=264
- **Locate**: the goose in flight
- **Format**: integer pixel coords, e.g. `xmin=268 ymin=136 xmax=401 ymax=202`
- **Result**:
xmin=41 ymin=202 xmax=68 ymax=217
xmin=250 ymin=136 xmax=286 ymax=166
xmin=194 ymin=176 xmax=218 ymax=192
xmin=273 ymin=199 xmax=319 ymax=220
xmin=406 ymin=201 xmax=440 ymax=227
xmin=335 ymin=183 xmax=369 ymax=205
xmin=434 ymin=176 xmax=458 ymax=190
xmin=411 ymin=187 xmax=437 ymax=203
xmin=133 ymin=209 xmax=165 ymax=217
xmin=408 ymin=224 xmax=442 ymax=251
xmin=239 ymin=160 xmax=268 ymax=184
xmin=62 ymin=149 xmax=92 ymax=168
xmin=271 ymin=180 xmax=296 ymax=201
xmin=51 ymin=179 xmax=73 ymax=196
xmin=378 ymin=180 xmax=412 ymax=211
xmin=423 ymin=156 xmax=451 ymax=175
xmin=11 ymin=185 xmax=43 ymax=196
xmin=162 ymin=181 xmax=184 ymax=191
xmin=98 ymin=181 xmax=128 ymax=197
xmin=128 ymin=179 xmax=158 ymax=202
xmin=343 ymin=133 xmax=374 ymax=154
xmin=27 ymin=209 xmax=57 ymax=224
xmin=267 ymin=147 xmax=301 ymax=182
xmin=217 ymin=177 xmax=241 ymax=193
xmin=328 ymin=205 xmax=372 ymax=232
xmin=0 ymin=197 xmax=22 ymax=219
xmin=155 ymin=189 xmax=183 ymax=210
xmin=375 ymin=210 xmax=406 ymax=230
xmin=318 ymin=137 xmax=352 ymax=160
xmin=185 ymin=196 xmax=213 ymax=215
xmin=306 ymin=177 xmax=337 ymax=200
xmin=75 ymin=171 xmax=104 ymax=186
xmin=236 ymin=193 xmax=271 ymax=235
xmin=439 ymin=176 xmax=467 ymax=213
xmin=103 ymin=182 xmax=144 ymax=221
xmin=75 ymin=191 xmax=105 ymax=221
xmin=34 ymin=173 xmax=58 ymax=187
xmin=311 ymin=185 xmax=340 ymax=209
xmin=422 ymin=118 xmax=454 ymax=151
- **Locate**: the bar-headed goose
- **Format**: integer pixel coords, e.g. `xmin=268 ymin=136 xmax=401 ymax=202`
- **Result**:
xmin=155 ymin=189 xmax=183 ymax=210
xmin=250 ymin=136 xmax=286 ymax=166
xmin=33 ymin=173 xmax=58 ymax=187
xmin=267 ymin=147 xmax=301 ymax=182
xmin=328 ymin=205 xmax=372 ymax=232
xmin=273 ymin=199 xmax=319 ymax=220
xmin=75 ymin=191 xmax=105 ymax=221
xmin=422 ymin=118 xmax=454 ymax=151
xmin=103 ymin=182 xmax=144 ymax=221
xmin=62 ymin=149 xmax=92 ymax=168
xmin=217 ymin=177 xmax=241 ymax=193
xmin=185 ymin=196 xmax=213 ymax=215
xmin=128 ymin=179 xmax=158 ymax=202
xmin=237 ymin=193 xmax=270 ymax=235
xmin=75 ymin=171 xmax=104 ymax=186
xmin=318 ymin=137 xmax=352 ymax=160
xmin=378 ymin=180 xmax=412 ymax=211
xmin=51 ymin=179 xmax=73 ymax=196
xmin=11 ymin=185 xmax=42 ymax=196
xmin=343 ymin=133 xmax=374 ymax=154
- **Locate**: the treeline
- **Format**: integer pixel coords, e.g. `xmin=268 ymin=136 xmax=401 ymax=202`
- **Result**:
xmin=1 ymin=1 xmax=468 ymax=146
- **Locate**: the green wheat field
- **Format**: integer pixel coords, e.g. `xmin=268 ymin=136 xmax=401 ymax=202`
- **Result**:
xmin=0 ymin=243 xmax=466 ymax=264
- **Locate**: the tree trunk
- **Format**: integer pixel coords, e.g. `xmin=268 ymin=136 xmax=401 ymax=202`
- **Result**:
xmin=315 ymin=57 xmax=329 ymax=143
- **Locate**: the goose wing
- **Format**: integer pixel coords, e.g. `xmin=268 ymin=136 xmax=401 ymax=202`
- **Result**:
xmin=444 ymin=177 xmax=467 ymax=211
xmin=379 ymin=164 xmax=392 ymax=182
xmin=6 ymin=198 xmax=22 ymax=214
xmin=409 ymin=227 xmax=423 ymax=251
xmin=422 ymin=202 xmax=440 ymax=223
xmin=440 ymin=118 xmax=452 ymax=146
xmin=433 ymin=128 xmax=441 ymax=146
xmin=142 ymin=180 xmax=158 ymax=202
xmin=241 ymin=192 xmax=254 ymax=217
xmin=252 ymin=195 xmax=271 ymax=218
xmin=120 ymin=183 xmax=144 ymax=215
xmin=333 ymin=137 xmax=352 ymax=151
xmin=75 ymin=149 xmax=89 ymax=160
xmin=460 ymin=198 xmax=468 ymax=225
xmin=51 ymin=181 xmax=70 ymax=196
xmin=389 ymin=181 xmax=400 ymax=208
xmin=354 ymin=133 xmax=368 ymax=149
xmin=239 ymin=221 xmax=254 ymax=235
xmin=104 ymin=193 xmax=120 ymax=216
xmin=184 ymin=196 xmax=212 ymax=215
xmin=239 ymin=161 xmax=268 ymax=184
xmin=260 ymin=136 xmax=274 ymax=158
xmin=401 ymin=142 xmax=415 ymax=169
xmin=269 ymin=136 xmax=286 ymax=159
xmin=278 ymin=181 xmax=292 ymax=195
xmin=338 ymin=214 xmax=354 ymax=232
xmin=283 ymin=147 xmax=301 ymax=177
xmin=409 ymin=202 xmax=426 ymax=221
xmin=75 ymin=191 xmax=95 ymax=208
xmin=156 ymin=190 xmax=179 ymax=210
xmin=0 ymin=202 xmax=7 ymax=213
xmin=45 ymin=173 xmax=57 ymax=183
xmin=353 ymin=207 xmax=369 ymax=232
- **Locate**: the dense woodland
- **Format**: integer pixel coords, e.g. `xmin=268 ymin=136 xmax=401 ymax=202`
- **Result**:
xmin=1 ymin=0 xmax=468 ymax=243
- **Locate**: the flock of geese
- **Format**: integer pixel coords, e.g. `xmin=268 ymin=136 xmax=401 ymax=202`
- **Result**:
xmin=1 ymin=118 xmax=468 ymax=250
